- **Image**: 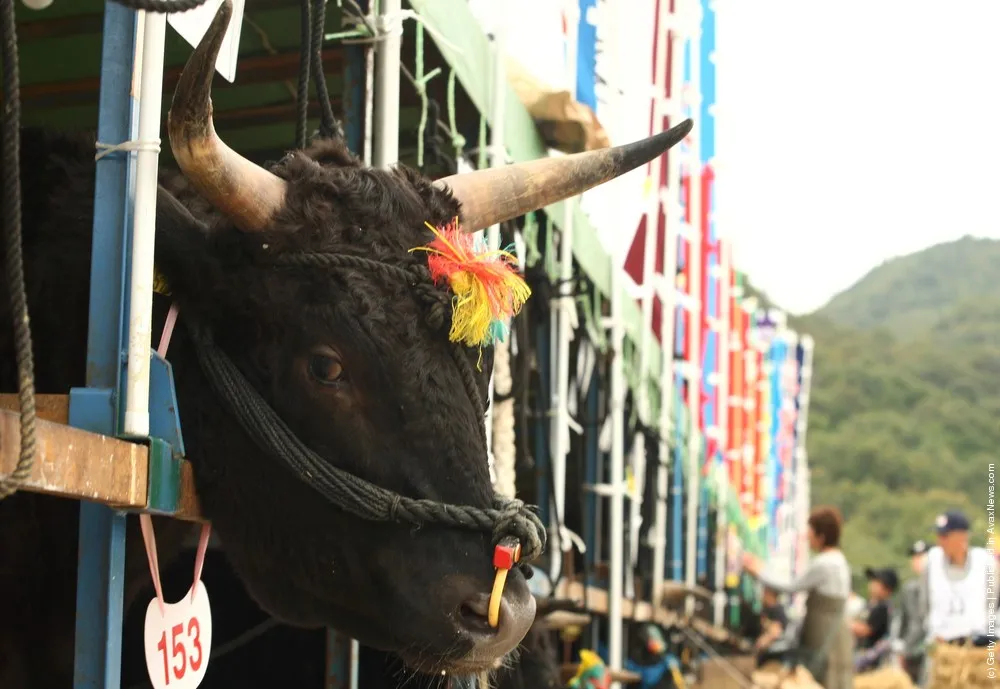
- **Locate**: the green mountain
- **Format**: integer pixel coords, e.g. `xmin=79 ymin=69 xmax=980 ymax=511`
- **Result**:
xmin=816 ymin=235 xmax=1000 ymax=338
xmin=796 ymin=236 xmax=999 ymax=588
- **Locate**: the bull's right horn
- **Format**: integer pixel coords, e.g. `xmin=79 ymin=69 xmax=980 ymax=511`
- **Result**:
xmin=437 ymin=119 xmax=694 ymax=234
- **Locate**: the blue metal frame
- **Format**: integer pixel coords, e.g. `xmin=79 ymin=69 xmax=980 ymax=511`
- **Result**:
xmin=71 ymin=4 xmax=191 ymax=687
xmin=71 ymin=4 xmax=137 ymax=688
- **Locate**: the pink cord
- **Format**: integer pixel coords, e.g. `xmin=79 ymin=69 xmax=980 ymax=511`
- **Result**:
xmin=190 ymin=524 xmax=212 ymax=602
xmin=156 ymin=302 xmax=179 ymax=358
xmin=139 ymin=513 xmax=166 ymax=616
xmin=141 ymin=300 xmax=214 ymax=609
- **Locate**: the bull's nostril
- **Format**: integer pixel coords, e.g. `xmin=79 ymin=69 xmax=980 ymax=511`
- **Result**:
xmin=444 ymin=576 xmax=536 ymax=669
xmin=458 ymin=594 xmax=495 ymax=635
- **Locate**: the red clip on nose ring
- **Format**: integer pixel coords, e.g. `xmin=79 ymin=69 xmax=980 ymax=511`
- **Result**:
xmin=488 ymin=536 xmax=522 ymax=628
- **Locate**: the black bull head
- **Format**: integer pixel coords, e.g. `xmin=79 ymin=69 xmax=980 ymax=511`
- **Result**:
xmin=161 ymin=0 xmax=690 ymax=674
xmin=4 ymin=0 xmax=692 ymax=680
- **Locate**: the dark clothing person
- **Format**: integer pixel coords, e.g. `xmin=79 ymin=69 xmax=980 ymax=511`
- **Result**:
xmin=755 ymin=602 xmax=790 ymax=667
xmin=762 ymin=603 xmax=788 ymax=630
xmin=856 ymin=599 xmax=890 ymax=650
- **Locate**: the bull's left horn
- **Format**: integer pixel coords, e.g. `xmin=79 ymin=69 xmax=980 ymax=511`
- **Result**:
xmin=437 ymin=119 xmax=693 ymax=234
xmin=167 ymin=0 xmax=288 ymax=233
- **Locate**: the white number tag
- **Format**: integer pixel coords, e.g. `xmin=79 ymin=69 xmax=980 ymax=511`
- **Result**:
xmin=143 ymin=580 xmax=213 ymax=689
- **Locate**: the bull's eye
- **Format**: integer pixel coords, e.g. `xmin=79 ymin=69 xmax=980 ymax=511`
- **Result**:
xmin=307 ymin=349 xmax=345 ymax=385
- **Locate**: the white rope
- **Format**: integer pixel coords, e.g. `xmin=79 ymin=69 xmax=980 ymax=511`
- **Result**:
xmin=491 ymin=331 xmax=516 ymax=500
xmin=94 ymin=138 xmax=162 ymax=161
xmin=677 ymin=624 xmax=756 ymax=689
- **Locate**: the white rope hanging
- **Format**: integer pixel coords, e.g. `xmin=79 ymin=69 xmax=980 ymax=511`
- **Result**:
xmin=491 ymin=332 xmax=517 ymax=500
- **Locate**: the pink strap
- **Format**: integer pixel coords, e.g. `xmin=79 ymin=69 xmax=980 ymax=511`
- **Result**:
xmin=190 ymin=524 xmax=211 ymax=602
xmin=140 ymin=513 xmax=167 ymax=615
xmin=156 ymin=302 xmax=180 ymax=358
xmin=139 ymin=514 xmax=213 ymax=612
xmin=141 ymin=300 xmax=212 ymax=609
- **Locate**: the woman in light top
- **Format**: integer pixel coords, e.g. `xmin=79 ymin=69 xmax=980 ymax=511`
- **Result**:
xmin=743 ymin=506 xmax=854 ymax=689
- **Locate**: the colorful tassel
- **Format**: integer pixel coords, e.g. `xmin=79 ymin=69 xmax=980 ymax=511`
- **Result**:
xmin=409 ymin=218 xmax=531 ymax=348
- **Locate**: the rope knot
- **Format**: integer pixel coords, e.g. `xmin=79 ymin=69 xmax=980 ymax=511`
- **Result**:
xmin=407 ymin=263 xmax=454 ymax=332
xmin=426 ymin=300 xmax=447 ymax=329
xmin=387 ymin=493 xmax=402 ymax=522
xmin=492 ymin=497 xmax=547 ymax=567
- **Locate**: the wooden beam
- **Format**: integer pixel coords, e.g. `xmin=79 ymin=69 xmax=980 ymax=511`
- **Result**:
xmin=211 ymin=99 xmax=341 ymax=131
xmin=15 ymin=49 xmax=344 ymax=110
xmin=0 ymin=406 xmax=148 ymax=508
xmin=16 ymin=0 xmax=302 ymax=42
xmin=0 ymin=393 xmax=69 ymax=423
xmin=554 ymin=580 xmax=677 ymax=626
xmin=174 ymin=460 xmax=203 ymax=523
xmin=541 ymin=610 xmax=592 ymax=630
xmin=0 ymin=396 xmax=203 ymax=521
xmin=552 ymin=579 xmax=745 ymax=648
xmin=659 ymin=580 xmax=714 ymax=606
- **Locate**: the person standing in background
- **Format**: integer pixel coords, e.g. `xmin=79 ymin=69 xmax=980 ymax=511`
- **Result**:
xmin=853 ymin=567 xmax=898 ymax=672
xmin=894 ymin=540 xmax=929 ymax=685
xmin=742 ymin=506 xmax=853 ymax=689
xmin=921 ymin=511 xmax=993 ymax=644
xmin=919 ymin=510 xmax=997 ymax=688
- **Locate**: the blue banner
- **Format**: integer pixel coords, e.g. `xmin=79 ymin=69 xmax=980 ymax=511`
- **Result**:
xmin=576 ymin=0 xmax=598 ymax=110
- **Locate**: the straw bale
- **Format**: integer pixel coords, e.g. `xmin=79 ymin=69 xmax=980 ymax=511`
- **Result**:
xmin=852 ymin=666 xmax=915 ymax=689
xmin=927 ymin=643 xmax=994 ymax=689
xmin=749 ymin=663 xmax=823 ymax=689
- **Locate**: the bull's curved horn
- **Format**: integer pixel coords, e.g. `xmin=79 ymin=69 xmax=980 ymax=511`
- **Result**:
xmin=167 ymin=0 xmax=287 ymax=233
xmin=438 ymin=119 xmax=694 ymax=233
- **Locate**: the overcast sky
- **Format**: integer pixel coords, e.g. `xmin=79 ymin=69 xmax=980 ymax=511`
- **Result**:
xmin=715 ymin=1 xmax=1000 ymax=314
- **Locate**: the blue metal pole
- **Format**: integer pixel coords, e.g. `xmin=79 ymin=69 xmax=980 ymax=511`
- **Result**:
xmin=71 ymin=3 xmax=139 ymax=689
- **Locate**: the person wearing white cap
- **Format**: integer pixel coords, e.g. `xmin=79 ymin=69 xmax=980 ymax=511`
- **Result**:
xmin=918 ymin=510 xmax=997 ymax=687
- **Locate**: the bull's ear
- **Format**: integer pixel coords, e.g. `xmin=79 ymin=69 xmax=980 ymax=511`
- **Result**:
xmin=153 ymin=187 xmax=222 ymax=299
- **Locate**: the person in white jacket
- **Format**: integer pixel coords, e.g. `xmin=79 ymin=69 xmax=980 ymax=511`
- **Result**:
xmin=917 ymin=510 xmax=997 ymax=686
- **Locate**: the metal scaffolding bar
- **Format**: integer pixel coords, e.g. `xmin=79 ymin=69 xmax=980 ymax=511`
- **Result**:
xmin=373 ymin=0 xmax=402 ymax=168
xmin=72 ymin=5 xmax=138 ymax=687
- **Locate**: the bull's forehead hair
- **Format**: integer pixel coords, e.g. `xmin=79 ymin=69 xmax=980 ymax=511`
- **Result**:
xmin=232 ymin=139 xmax=497 ymax=419
xmin=262 ymin=137 xmax=463 ymax=259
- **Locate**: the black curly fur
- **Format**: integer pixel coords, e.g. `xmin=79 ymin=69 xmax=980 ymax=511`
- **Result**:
xmin=0 ymin=127 xmax=527 ymax=686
